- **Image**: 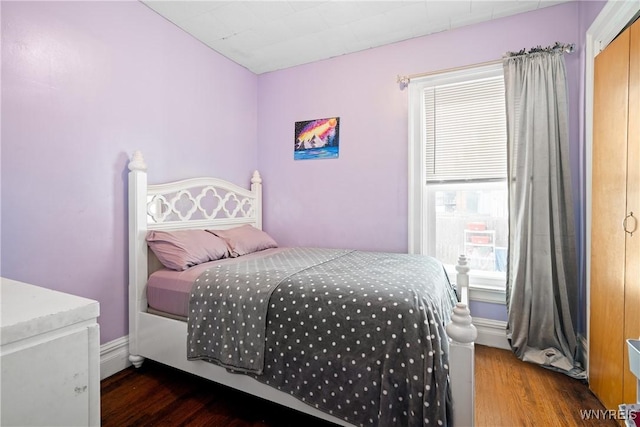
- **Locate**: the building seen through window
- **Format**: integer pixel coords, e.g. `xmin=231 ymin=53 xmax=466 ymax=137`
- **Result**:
xmin=429 ymin=182 xmax=507 ymax=279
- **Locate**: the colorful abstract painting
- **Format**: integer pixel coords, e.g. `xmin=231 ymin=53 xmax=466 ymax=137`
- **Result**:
xmin=294 ymin=117 xmax=340 ymax=160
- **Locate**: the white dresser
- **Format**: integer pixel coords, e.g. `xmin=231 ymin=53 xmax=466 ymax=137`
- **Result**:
xmin=1 ymin=278 xmax=100 ymax=426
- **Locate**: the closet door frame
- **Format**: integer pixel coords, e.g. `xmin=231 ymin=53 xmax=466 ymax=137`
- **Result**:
xmin=585 ymin=0 xmax=640 ymax=376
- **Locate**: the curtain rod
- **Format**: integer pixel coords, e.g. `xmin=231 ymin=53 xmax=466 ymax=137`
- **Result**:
xmin=397 ymin=42 xmax=575 ymax=90
xmin=396 ymin=58 xmax=501 ymax=89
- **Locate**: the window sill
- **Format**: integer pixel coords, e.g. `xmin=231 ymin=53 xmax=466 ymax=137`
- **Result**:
xmin=469 ymin=285 xmax=506 ymax=304
xmin=444 ymin=265 xmax=506 ymax=304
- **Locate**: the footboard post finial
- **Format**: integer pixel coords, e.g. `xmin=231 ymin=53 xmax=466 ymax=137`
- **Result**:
xmin=455 ymin=255 xmax=470 ymax=298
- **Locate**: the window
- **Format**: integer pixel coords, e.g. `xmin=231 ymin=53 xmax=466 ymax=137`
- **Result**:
xmin=408 ymin=63 xmax=508 ymax=293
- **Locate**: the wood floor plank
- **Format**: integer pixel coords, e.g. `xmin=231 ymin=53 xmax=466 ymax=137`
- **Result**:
xmin=101 ymin=345 xmax=615 ymax=426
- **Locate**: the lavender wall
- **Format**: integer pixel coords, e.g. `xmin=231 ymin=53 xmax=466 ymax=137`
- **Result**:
xmin=0 ymin=1 xmax=606 ymax=346
xmin=257 ymin=2 xmax=605 ymax=327
xmin=1 ymin=1 xmax=258 ymax=343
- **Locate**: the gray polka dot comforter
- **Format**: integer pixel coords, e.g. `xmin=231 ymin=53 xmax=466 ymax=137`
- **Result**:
xmin=188 ymin=247 xmax=457 ymax=426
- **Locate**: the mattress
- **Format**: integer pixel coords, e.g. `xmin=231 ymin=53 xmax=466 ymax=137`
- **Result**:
xmin=146 ymin=248 xmax=285 ymax=318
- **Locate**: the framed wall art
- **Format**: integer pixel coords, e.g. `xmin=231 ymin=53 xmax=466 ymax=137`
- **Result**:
xmin=294 ymin=117 xmax=340 ymax=160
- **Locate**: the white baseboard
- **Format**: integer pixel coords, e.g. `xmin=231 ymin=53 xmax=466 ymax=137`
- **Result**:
xmin=473 ymin=317 xmax=510 ymax=350
xmin=100 ymin=318 xmax=510 ymax=380
xmin=100 ymin=336 xmax=131 ymax=380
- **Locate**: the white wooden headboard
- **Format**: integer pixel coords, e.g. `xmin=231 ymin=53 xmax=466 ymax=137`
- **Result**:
xmin=127 ymin=150 xmax=263 ymax=353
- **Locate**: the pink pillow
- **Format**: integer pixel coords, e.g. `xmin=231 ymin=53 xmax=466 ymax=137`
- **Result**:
xmin=146 ymin=230 xmax=229 ymax=271
xmin=207 ymin=225 xmax=278 ymax=257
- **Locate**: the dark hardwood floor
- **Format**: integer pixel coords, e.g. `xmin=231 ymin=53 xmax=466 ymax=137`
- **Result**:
xmin=101 ymin=345 xmax=614 ymax=427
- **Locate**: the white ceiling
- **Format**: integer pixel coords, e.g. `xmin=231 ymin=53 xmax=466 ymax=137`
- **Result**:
xmin=142 ymin=0 xmax=571 ymax=74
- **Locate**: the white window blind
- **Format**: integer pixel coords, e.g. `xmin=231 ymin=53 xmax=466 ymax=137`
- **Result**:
xmin=424 ymin=76 xmax=507 ymax=183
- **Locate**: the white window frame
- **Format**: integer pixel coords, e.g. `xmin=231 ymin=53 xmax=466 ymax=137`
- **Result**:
xmin=408 ymin=62 xmax=507 ymax=304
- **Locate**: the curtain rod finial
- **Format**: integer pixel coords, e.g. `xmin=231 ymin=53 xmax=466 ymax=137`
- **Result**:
xmin=397 ymin=75 xmax=409 ymax=90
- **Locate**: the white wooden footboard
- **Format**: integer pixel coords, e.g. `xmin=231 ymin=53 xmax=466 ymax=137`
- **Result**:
xmin=127 ymin=151 xmax=476 ymax=427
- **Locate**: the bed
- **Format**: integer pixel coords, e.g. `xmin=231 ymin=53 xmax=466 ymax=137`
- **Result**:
xmin=127 ymin=151 xmax=477 ymax=427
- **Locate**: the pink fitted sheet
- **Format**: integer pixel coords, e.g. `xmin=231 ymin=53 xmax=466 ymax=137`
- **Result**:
xmin=146 ymin=248 xmax=285 ymax=318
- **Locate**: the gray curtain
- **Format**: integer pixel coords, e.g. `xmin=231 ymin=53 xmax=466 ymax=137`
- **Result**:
xmin=503 ymin=45 xmax=585 ymax=379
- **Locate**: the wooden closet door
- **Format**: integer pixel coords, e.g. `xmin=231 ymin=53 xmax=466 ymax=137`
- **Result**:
xmin=590 ymin=27 xmax=629 ymax=410
xmin=624 ymin=18 xmax=640 ymax=405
